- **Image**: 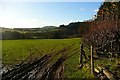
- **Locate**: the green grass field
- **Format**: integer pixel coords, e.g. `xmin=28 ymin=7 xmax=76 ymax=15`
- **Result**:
xmin=2 ymin=38 xmax=119 ymax=78
xmin=2 ymin=38 xmax=79 ymax=64
xmin=2 ymin=38 xmax=95 ymax=78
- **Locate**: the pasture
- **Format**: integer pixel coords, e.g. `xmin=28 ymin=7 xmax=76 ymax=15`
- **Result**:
xmin=2 ymin=38 xmax=94 ymax=78
xmin=2 ymin=38 xmax=80 ymax=64
xmin=2 ymin=38 xmax=119 ymax=78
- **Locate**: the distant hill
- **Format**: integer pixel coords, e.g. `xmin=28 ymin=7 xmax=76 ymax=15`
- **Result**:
xmin=42 ymin=26 xmax=57 ymax=29
xmin=1 ymin=21 xmax=91 ymax=40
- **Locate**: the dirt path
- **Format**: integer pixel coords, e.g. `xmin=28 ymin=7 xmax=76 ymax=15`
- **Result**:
xmin=2 ymin=44 xmax=75 ymax=80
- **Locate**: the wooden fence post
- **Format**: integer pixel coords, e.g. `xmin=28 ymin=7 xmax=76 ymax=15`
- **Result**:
xmin=79 ymin=44 xmax=83 ymax=65
xmin=91 ymin=45 xmax=94 ymax=74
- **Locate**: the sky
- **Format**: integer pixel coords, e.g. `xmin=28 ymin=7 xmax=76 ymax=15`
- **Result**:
xmin=0 ymin=2 xmax=102 ymax=28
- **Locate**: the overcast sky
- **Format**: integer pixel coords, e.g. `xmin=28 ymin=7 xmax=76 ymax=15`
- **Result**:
xmin=0 ymin=2 xmax=102 ymax=28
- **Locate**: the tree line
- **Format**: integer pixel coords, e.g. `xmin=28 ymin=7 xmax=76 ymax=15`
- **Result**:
xmin=1 ymin=22 xmax=90 ymax=40
xmin=83 ymin=1 xmax=120 ymax=53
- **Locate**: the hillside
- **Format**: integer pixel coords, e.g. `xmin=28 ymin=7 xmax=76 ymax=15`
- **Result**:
xmin=1 ymin=22 xmax=90 ymax=40
xmin=1 ymin=1 xmax=120 ymax=79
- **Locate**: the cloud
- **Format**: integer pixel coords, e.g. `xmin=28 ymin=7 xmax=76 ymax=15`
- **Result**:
xmin=80 ymin=8 xmax=85 ymax=11
xmin=94 ymin=8 xmax=99 ymax=12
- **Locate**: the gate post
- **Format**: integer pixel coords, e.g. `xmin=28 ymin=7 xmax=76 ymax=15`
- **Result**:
xmin=79 ymin=43 xmax=83 ymax=64
xmin=91 ymin=45 xmax=94 ymax=74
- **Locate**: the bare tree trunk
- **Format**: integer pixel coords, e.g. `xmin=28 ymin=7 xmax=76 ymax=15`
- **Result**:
xmin=111 ymin=41 xmax=113 ymax=49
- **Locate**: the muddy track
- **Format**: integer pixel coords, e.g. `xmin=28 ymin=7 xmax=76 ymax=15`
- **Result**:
xmin=2 ymin=55 xmax=51 ymax=80
xmin=2 ymin=44 xmax=76 ymax=80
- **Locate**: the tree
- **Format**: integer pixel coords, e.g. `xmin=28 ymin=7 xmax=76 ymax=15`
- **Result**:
xmin=83 ymin=2 xmax=120 ymax=53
